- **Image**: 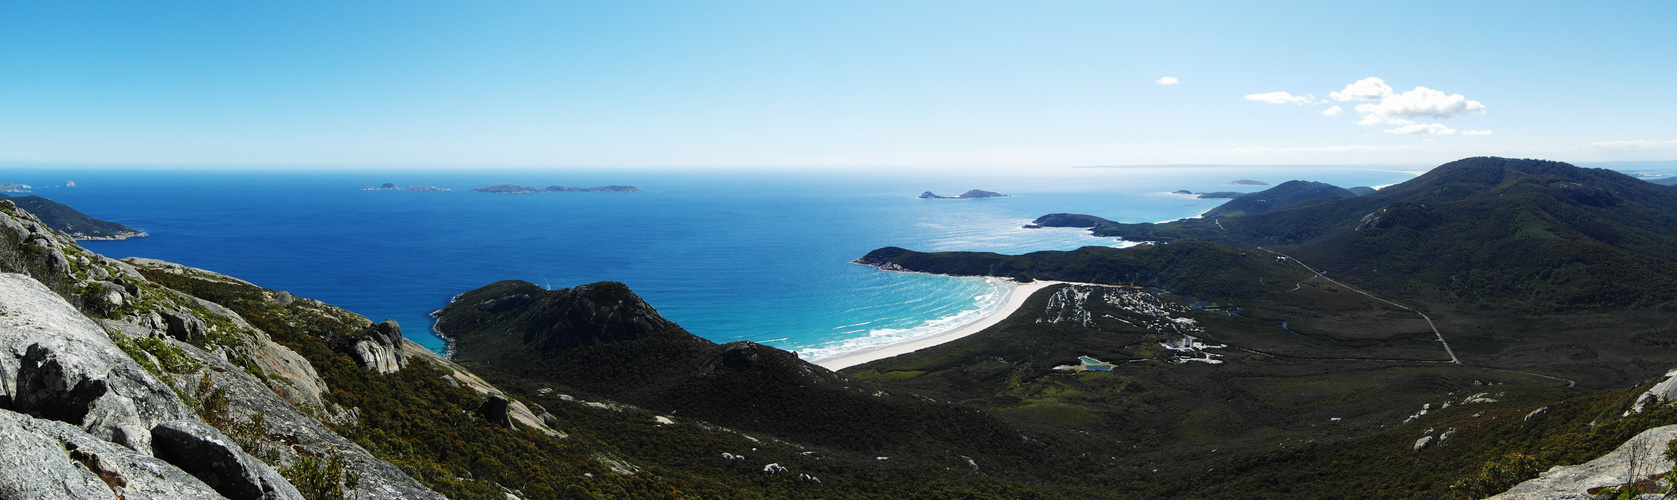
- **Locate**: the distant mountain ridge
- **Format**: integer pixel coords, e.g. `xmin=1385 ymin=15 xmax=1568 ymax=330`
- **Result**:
xmin=868 ymin=157 xmax=1677 ymax=310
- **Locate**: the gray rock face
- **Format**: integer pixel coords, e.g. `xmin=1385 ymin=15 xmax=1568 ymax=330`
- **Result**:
xmin=124 ymin=259 xmax=332 ymax=413
xmin=151 ymin=420 xmax=302 ymax=500
xmin=167 ymin=339 xmax=445 ymax=499
xmin=163 ymin=309 xmax=210 ymax=343
xmin=0 ymin=410 xmax=123 ymax=500
xmin=349 ymin=319 xmax=408 ymax=374
xmin=1626 ymin=367 xmax=1677 ymax=415
xmin=0 ymin=409 xmax=222 ymax=499
xmin=0 ymin=273 xmax=193 ymax=453
xmin=0 ymin=206 xmax=449 ymax=498
xmin=1491 ymin=425 xmax=1677 ymax=499
xmin=0 ymin=202 xmax=78 ymax=295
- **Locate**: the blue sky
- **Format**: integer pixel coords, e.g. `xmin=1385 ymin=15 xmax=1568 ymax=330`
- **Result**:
xmin=3 ymin=1 xmax=1674 ymax=169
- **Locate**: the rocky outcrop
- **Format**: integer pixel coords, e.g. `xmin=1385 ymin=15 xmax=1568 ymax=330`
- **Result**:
xmin=1625 ymin=367 xmax=1677 ymax=415
xmin=0 ymin=200 xmax=79 ymax=295
xmin=121 ymin=258 xmax=332 ymax=411
xmin=0 ymin=409 xmax=223 ymax=499
xmin=401 ymin=340 xmax=566 ymax=437
xmin=1490 ymin=425 xmax=1677 ymax=499
xmin=0 ymin=273 xmax=193 ymax=453
xmin=151 ymin=420 xmax=302 ymax=500
xmin=166 ymin=339 xmax=444 ymax=499
xmin=0 ymin=203 xmax=454 ymax=498
xmin=0 ymin=273 xmax=300 ymax=498
xmin=345 ymin=320 xmax=408 ymax=374
xmin=476 ymin=395 xmax=513 ymax=428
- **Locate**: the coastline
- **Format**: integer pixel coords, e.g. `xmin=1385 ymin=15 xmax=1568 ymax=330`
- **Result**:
xmin=813 ymin=279 xmax=1061 ymax=371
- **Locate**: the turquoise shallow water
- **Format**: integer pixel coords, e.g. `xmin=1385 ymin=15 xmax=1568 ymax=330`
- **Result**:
xmin=12 ymin=165 xmax=1418 ymax=361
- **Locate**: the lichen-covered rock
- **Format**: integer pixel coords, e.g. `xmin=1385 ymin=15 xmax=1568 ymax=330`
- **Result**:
xmin=123 ymin=259 xmax=332 ymax=412
xmin=0 ymin=201 xmax=79 ymax=295
xmin=0 ymin=273 xmax=193 ymax=453
xmin=151 ymin=420 xmax=302 ymax=500
xmin=0 ymin=409 xmax=223 ymax=499
xmin=165 ymin=340 xmax=444 ymax=499
xmin=0 ymin=409 xmax=123 ymax=499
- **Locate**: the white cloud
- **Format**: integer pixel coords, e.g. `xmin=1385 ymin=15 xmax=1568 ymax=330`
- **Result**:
xmin=1360 ymin=114 xmax=1409 ymax=126
xmin=1155 ymin=76 xmax=1179 ymax=85
xmin=1321 ymin=105 xmax=1343 ymax=117
xmin=1461 ymin=130 xmax=1494 ymax=136
xmin=1244 ymin=92 xmax=1315 ymax=105
xmin=1586 ymin=139 xmax=1677 ymax=150
xmin=1384 ymin=123 xmax=1457 ymax=135
xmin=1354 ymin=86 xmax=1485 ymax=125
xmin=1329 ymin=77 xmax=1394 ymax=102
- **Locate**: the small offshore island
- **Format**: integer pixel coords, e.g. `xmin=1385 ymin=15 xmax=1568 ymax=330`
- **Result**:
xmin=361 ymin=183 xmax=451 ymax=191
xmin=471 ymin=184 xmax=642 ymax=193
xmin=918 ymin=189 xmax=1007 ymax=199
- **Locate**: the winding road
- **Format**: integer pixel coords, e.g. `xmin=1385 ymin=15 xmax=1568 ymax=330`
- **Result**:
xmin=1252 ymin=247 xmax=1577 ymax=387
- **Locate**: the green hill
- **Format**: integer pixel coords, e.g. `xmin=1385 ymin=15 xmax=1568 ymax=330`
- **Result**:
xmin=433 ymin=280 xmax=1073 ymax=493
xmin=1201 ymin=180 xmax=1358 ymax=217
xmin=845 ymin=157 xmax=1677 ymax=497
xmin=1009 ymin=158 xmax=1677 ymax=310
xmin=0 ymin=194 xmax=147 ymax=240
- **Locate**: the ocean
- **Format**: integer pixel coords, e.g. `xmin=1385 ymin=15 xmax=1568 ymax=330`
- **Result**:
xmin=9 ymin=165 xmax=1421 ymax=362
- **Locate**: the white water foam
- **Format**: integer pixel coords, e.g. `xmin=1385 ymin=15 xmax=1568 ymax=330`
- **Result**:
xmin=797 ymin=277 xmax=1012 ymax=362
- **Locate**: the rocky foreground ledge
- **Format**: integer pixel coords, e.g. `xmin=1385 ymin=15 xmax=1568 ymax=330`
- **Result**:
xmin=0 ymin=199 xmax=446 ymax=499
xmin=0 ymin=272 xmax=300 ymax=499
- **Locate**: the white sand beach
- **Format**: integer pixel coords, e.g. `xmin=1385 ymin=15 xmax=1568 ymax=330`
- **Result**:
xmin=814 ymin=279 xmax=1061 ymax=371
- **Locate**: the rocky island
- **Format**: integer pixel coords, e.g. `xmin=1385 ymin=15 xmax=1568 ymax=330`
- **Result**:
xmin=1227 ymin=179 xmax=1269 ymax=186
xmin=471 ymin=184 xmax=641 ymax=193
xmin=917 ymin=189 xmax=1007 ymax=199
xmin=362 ymin=184 xmax=450 ymax=191
xmin=1172 ymin=190 xmax=1251 ymax=199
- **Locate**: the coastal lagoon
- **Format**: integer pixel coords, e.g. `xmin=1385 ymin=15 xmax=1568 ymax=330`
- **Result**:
xmin=18 ymin=165 xmax=1423 ymax=362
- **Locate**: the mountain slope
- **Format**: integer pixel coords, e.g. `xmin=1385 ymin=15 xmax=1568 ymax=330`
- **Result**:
xmin=958 ymin=158 xmax=1677 ymax=310
xmin=0 ymin=194 xmax=147 ymax=240
xmin=1201 ymin=180 xmax=1358 ymax=217
xmin=433 ymin=280 xmax=1071 ymax=485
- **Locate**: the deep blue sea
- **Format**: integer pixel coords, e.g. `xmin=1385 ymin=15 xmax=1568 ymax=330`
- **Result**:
xmin=7 ymin=165 xmax=1425 ymax=361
